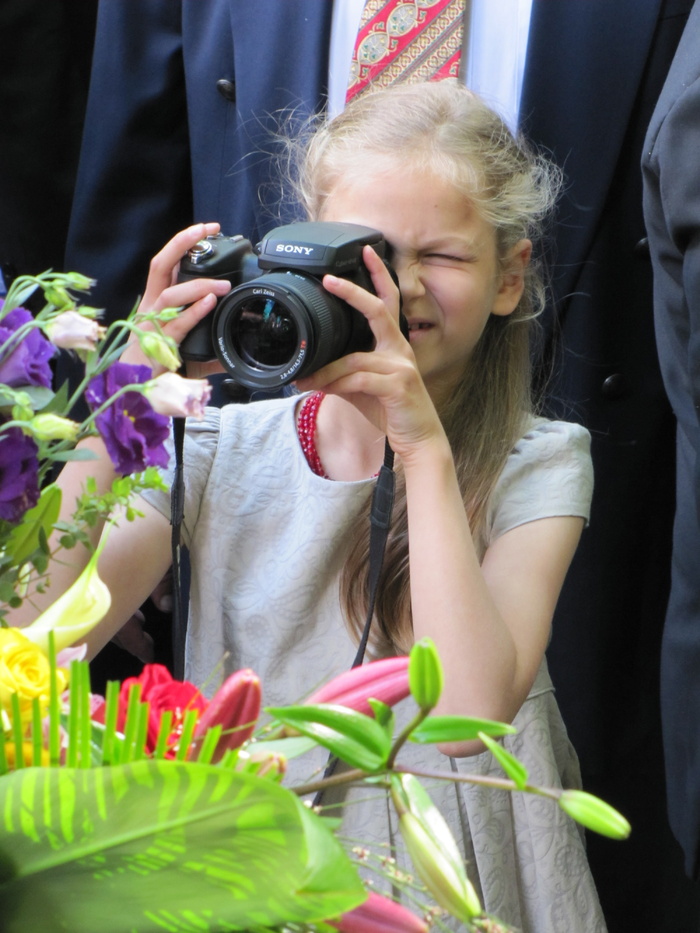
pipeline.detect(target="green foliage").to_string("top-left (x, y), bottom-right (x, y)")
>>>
top-left (0, 762), bottom-right (366, 933)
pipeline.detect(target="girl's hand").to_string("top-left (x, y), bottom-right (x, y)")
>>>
top-left (121, 223), bottom-right (232, 374)
top-left (295, 245), bottom-right (445, 461)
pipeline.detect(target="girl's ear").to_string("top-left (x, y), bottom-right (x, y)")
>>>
top-left (491, 239), bottom-right (532, 317)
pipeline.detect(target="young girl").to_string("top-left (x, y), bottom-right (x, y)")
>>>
top-left (22, 82), bottom-right (604, 930)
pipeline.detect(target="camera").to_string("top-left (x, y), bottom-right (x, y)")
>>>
top-left (178, 221), bottom-right (389, 390)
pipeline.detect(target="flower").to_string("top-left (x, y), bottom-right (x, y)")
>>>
top-left (117, 663), bottom-right (208, 754)
top-left (0, 628), bottom-right (67, 725)
top-left (193, 667), bottom-right (261, 760)
top-left (305, 656), bottom-right (411, 717)
top-left (0, 420), bottom-right (40, 522)
top-left (85, 360), bottom-right (170, 474)
top-left (329, 891), bottom-right (428, 933)
top-left (144, 372), bottom-right (212, 419)
top-left (29, 413), bottom-right (81, 442)
top-left (45, 310), bottom-right (105, 351)
top-left (138, 331), bottom-right (182, 372)
top-left (22, 541), bottom-right (112, 654)
top-left (0, 304), bottom-right (54, 389)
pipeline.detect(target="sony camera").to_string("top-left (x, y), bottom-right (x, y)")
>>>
top-left (178, 221), bottom-right (389, 390)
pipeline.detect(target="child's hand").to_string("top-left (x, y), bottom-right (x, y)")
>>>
top-left (295, 245), bottom-right (445, 460)
top-left (121, 223), bottom-right (232, 374)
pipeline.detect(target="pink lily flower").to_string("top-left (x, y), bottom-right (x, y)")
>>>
top-left (328, 891), bottom-right (428, 933)
top-left (193, 668), bottom-right (261, 761)
top-left (305, 656), bottom-right (410, 717)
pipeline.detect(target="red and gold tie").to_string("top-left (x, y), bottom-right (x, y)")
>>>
top-left (347, 0), bottom-right (466, 102)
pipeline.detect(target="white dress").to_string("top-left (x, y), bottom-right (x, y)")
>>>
top-left (142, 394), bottom-right (605, 932)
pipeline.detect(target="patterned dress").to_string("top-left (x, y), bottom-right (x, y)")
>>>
top-left (142, 394), bottom-right (605, 932)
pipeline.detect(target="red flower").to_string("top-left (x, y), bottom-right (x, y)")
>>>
top-left (118, 663), bottom-right (207, 755)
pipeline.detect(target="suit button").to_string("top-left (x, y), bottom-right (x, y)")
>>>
top-left (601, 373), bottom-right (627, 399)
top-left (635, 236), bottom-right (650, 257)
top-left (216, 79), bottom-right (236, 102)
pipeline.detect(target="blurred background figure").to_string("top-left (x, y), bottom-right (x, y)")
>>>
top-left (643, 0), bottom-right (700, 888)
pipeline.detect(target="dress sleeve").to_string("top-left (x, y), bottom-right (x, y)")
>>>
top-left (485, 419), bottom-right (594, 547)
top-left (139, 407), bottom-right (221, 548)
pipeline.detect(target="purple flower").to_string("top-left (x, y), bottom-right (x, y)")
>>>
top-left (86, 361), bottom-right (170, 475)
top-left (0, 303), bottom-right (54, 389)
top-left (0, 421), bottom-right (40, 523)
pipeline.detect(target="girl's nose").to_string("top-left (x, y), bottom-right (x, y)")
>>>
top-left (395, 260), bottom-right (425, 302)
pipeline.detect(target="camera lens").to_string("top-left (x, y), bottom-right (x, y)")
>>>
top-left (232, 297), bottom-right (298, 368)
top-left (212, 270), bottom-right (372, 389)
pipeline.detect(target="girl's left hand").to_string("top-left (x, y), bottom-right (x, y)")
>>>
top-left (295, 245), bottom-right (445, 460)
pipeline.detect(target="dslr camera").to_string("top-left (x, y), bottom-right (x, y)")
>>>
top-left (179, 221), bottom-right (389, 390)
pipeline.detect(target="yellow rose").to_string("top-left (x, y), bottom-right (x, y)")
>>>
top-left (0, 628), bottom-right (67, 725)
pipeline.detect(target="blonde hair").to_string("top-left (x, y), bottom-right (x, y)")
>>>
top-left (293, 81), bottom-right (561, 654)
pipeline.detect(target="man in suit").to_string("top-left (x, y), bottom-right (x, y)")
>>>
top-left (642, 0), bottom-right (700, 884)
top-left (64, 1), bottom-right (697, 926)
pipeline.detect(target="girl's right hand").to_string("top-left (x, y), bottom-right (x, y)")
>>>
top-left (121, 223), bottom-right (232, 373)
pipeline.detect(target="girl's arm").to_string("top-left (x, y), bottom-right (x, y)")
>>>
top-left (298, 246), bottom-right (584, 756)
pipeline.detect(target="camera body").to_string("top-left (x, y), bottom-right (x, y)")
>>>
top-left (178, 221), bottom-right (388, 390)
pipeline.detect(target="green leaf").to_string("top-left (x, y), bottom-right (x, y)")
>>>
top-left (266, 704), bottom-right (391, 772)
top-left (18, 385), bottom-right (55, 411)
top-left (410, 715), bottom-right (516, 745)
top-left (41, 379), bottom-right (70, 414)
top-left (251, 735), bottom-right (318, 759)
top-left (478, 731), bottom-right (528, 789)
top-left (0, 762), bottom-right (365, 933)
top-left (5, 484), bottom-right (61, 565)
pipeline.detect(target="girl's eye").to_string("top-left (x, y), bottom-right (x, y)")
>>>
top-left (425, 253), bottom-right (469, 264)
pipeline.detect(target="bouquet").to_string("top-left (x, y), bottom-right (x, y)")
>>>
top-left (0, 273), bottom-right (630, 932)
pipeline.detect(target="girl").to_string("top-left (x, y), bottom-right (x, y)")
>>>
top-left (22, 82), bottom-right (603, 930)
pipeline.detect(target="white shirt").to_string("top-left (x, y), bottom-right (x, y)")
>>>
top-left (328, 0), bottom-right (534, 130)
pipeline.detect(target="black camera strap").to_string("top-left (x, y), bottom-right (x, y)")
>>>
top-left (170, 414), bottom-right (187, 680)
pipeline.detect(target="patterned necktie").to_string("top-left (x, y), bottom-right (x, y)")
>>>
top-left (347, 0), bottom-right (466, 102)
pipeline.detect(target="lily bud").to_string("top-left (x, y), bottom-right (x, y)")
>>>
top-left (143, 372), bottom-right (212, 419)
top-left (558, 789), bottom-right (631, 839)
top-left (193, 668), bottom-right (261, 761)
top-left (45, 311), bottom-right (105, 351)
top-left (408, 638), bottom-right (443, 712)
top-left (398, 811), bottom-right (482, 925)
top-left (138, 332), bottom-right (181, 372)
top-left (29, 413), bottom-right (80, 442)
top-left (305, 657), bottom-right (410, 717)
top-left (328, 891), bottom-right (428, 933)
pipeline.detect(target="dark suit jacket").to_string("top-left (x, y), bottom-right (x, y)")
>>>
top-left (65, 0), bottom-right (333, 322)
top-left (643, 0), bottom-right (700, 879)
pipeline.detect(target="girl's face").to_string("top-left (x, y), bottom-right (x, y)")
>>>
top-left (320, 168), bottom-right (530, 398)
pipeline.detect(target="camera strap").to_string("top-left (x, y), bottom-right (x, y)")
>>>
top-left (170, 414), bottom-right (187, 680)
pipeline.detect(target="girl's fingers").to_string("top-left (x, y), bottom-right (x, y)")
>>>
top-left (140, 222), bottom-right (222, 310)
top-left (151, 276), bottom-right (231, 315)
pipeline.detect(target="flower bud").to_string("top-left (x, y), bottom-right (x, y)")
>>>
top-left (408, 637), bottom-right (443, 712)
top-left (305, 656), bottom-right (410, 717)
top-left (29, 413), bottom-right (80, 442)
top-left (558, 789), bottom-right (631, 839)
top-left (398, 811), bottom-right (482, 924)
top-left (193, 668), bottom-right (261, 761)
top-left (328, 891), bottom-right (428, 933)
top-left (143, 372), bottom-right (212, 419)
top-left (46, 311), bottom-right (105, 351)
top-left (138, 332), bottom-right (181, 372)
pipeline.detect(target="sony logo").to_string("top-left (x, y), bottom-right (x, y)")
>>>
top-left (275, 244), bottom-right (314, 255)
